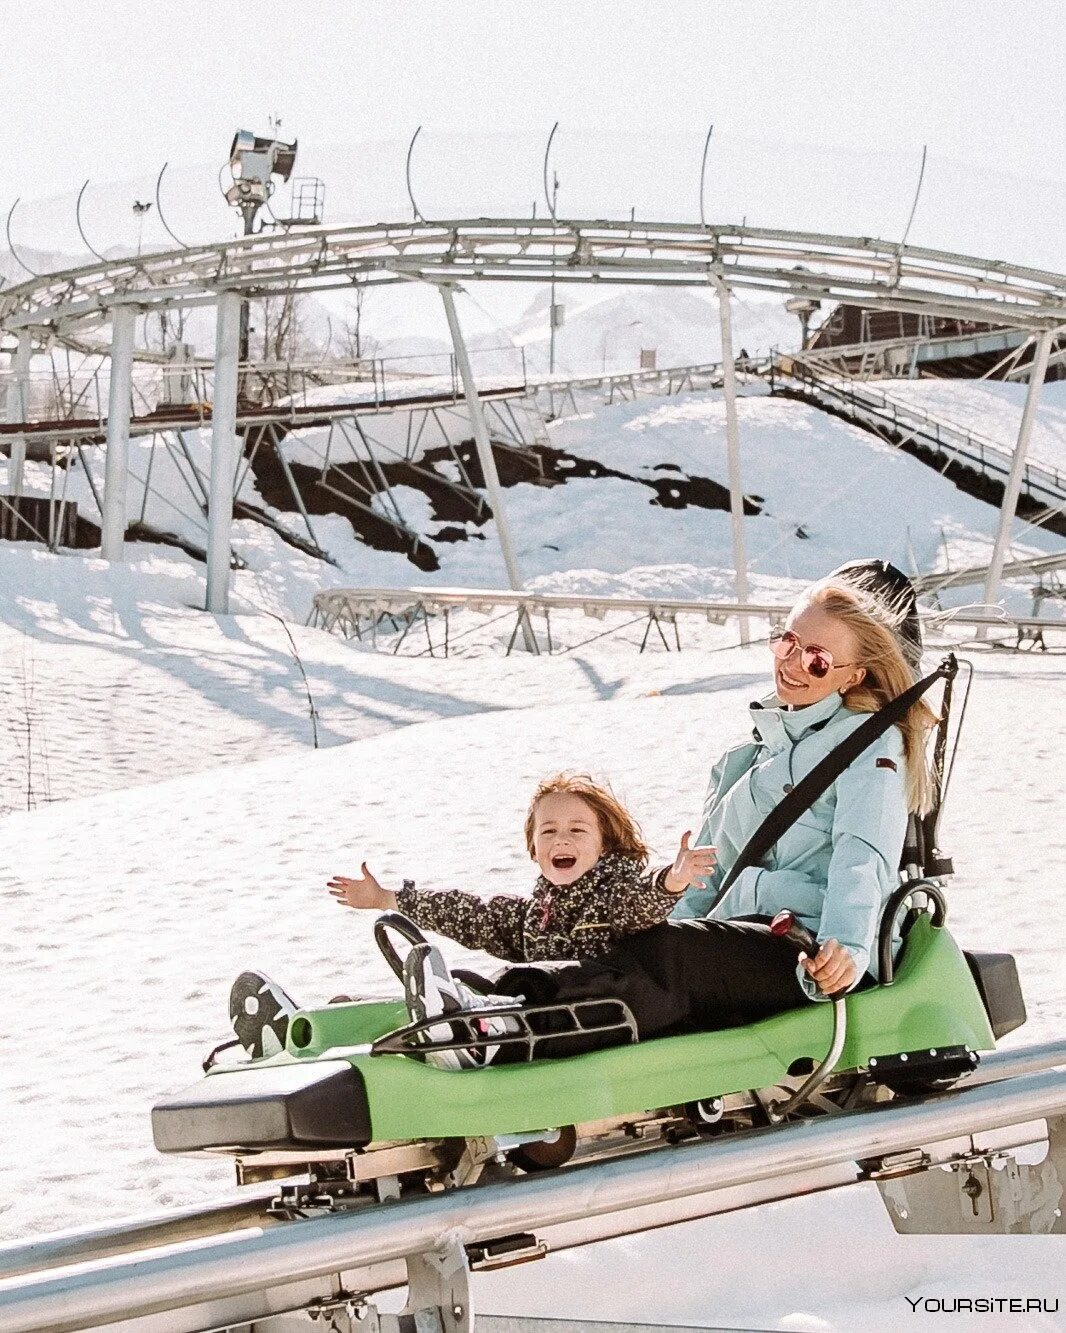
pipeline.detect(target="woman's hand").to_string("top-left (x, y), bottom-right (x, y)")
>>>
top-left (327, 863), bottom-right (398, 912)
top-left (664, 831), bottom-right (718, 895)
top-left (800, 938), bottom-right (857, 996)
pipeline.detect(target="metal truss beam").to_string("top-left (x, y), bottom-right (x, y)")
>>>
top-left (5, 220), bottom-right (1066, 339)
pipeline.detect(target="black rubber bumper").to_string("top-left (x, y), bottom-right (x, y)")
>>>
top-left (152, 1059), bottom-right (372, 1154)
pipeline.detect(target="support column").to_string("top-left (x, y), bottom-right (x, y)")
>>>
top-left (100, 304), bottom-right (137, 560)
top-left (980, 327), bottom-right (1054, 628)
top-left (206, 291), bottom-right (242, 615)
top-left (6, 329), bottom-right (33, 502)
top-left (713, 272), bottom-right (751, 645)
top-left (439, 283), bottom-right (537, 652)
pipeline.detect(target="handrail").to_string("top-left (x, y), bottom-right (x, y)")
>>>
top-left (311, 585), bottom-right (1066, 632)
top-left (778, 354), bottom-right (1066, 500)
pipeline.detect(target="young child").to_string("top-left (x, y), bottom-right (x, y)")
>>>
top-left (326, 771), bottom-right (716, 962)
top-left (230, 773), bottom-right (714, 1063)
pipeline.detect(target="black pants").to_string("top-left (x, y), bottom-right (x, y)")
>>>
top-left (489, 918), bottom-right (806, 1062)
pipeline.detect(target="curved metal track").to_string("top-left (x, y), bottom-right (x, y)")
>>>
top-left (0, 1052), bottom-right (1063, 1333)
top-left (4, 219), bottom-right (1066, 340)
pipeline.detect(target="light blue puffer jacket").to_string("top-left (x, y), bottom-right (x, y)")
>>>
top-left (672, 689), bottom-right (909, 998)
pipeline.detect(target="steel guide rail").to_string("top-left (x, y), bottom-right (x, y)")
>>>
top-left (0, 1057), bottom-right (1063, 1333)
top-left (310, 586), bottom-right (1066, 635)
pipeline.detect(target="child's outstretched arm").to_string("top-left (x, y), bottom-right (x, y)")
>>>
top-left (328, 864), bottom-right (397, 911)
top-left (327, 867), bottom-right (527, 962)
top-left (665, 831), bottom-right (718, 896)
top-left (607, 833), bottom-right (718, 933)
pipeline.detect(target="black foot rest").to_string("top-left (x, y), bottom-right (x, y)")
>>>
top-left (152, 1059), bottom-right (371, 1154)
top-left (868, 1045), bottom-right (979, 1095)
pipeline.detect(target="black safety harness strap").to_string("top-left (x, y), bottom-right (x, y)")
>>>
top-left (712, 654), bottom-right (956, 909)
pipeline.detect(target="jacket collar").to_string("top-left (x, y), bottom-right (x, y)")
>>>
top-left (748, 689), bottom-right (846, 753)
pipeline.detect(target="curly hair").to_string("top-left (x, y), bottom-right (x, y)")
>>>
top-left (524, 772), bottom-right (650, 864)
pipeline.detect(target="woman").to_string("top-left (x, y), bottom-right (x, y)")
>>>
top-left (405, 562), bottom-right (938, 1067)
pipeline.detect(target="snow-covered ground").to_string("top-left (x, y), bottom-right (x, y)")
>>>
top-left (12, 380), bottom-right (1052, 616)
top-left (2, 377), bottom-right (1064, 1328)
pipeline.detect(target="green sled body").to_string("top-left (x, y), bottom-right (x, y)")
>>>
top-left (153, 918), bottom-right (996, 1155)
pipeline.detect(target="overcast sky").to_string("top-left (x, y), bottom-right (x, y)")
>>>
top-left (6, 0), bottom-right (1065, 204)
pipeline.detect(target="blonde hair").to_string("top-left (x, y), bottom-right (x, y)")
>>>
top-left (524, 772), bottom-right (649, 864)
top-left (803, 582), bottom-right (937, 815)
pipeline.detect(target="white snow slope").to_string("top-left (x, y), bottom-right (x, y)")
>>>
top-left (1, 380), bottom-right (1064, 1329)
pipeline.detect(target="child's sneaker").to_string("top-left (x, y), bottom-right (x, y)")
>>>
top-left (402, 943), bottom-right (519, 1070)
top-left (229, 971), bottom-right (300, 1060)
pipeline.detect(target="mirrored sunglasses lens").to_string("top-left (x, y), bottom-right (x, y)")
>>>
top-left (770, 630), bottom-right (797, 660)
top-left (802, 648), bottom-right (833, 679)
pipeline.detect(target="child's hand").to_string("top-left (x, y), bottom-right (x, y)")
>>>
top-left (664, 831), bottom-right (717, 895)
top-left (327, 864), bottom-right (398, 911)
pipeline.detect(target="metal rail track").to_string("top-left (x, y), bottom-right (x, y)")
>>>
top-left (0, 1043), bottom-right (1062, 1332)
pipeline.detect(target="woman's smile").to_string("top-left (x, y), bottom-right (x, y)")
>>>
top-left (777, 664), bottom-right (807, 690)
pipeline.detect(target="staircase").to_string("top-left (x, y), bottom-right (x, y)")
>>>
top-left (770, 354), bottom-right (1066, 529)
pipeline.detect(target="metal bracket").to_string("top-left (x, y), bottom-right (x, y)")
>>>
top-left (876, 1112), bottom-right (1066, 1234)
top-left (313, 1238), bottom-right (472, 1333)
top-left (441, 1136), bottom-right (498, 1190)
top-left (397, 1234), bottom-right (472, 1333)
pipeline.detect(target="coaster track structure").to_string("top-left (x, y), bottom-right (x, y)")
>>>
top-left (5, 220), bottom-right (1066, 332)
top-left (0, 1041), bottom-right (1062, 1333)
top-left (4, 219), bottom-right (1066, 617)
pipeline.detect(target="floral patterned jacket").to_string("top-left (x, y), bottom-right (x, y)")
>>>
top-left (396, 851), bottom-right (677, 962)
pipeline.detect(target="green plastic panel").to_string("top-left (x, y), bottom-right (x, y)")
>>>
top-left (210, 919), bottom-right (996, 1145)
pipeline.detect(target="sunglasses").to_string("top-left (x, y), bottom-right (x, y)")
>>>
top-left (769, 628), bottom-right (856, 680)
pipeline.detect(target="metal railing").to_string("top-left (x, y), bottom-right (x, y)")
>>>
top-left (771, 353), bottom-right (1066, 505)
top-left (799, 326), bottom-right (1031, 379)
top-left (0, 345), bottom-right (529, 432)
top-left (310, 586), bottom-right (1066, 657)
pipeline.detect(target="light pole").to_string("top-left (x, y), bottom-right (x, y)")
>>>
top-left (223, 130), bottom-right (298, 376)
top-left (543, 123), bottom-right (562, 375)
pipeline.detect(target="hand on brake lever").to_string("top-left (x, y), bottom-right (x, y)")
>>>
top-left (800, 938), bottom-right (857, 996)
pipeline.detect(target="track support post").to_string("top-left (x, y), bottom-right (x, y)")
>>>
top-left (206, 290), bottom-right (242, 614)
top-left (711, 271), bottom-right (751, 645)
top-left (101, 304), bottom-right (138, 560)
top-left (5, 328), bottom-right (33, 506)
top-left (877, 1107), bottom-right (1066, 1234)
top-left (439, 282), bottom-right (537, 653)
top-left (980, 327), bottom-right (1054, 629)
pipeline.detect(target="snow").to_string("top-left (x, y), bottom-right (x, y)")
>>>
top-left (1, 376), bottom-right (1065, 1328)
top-left (16, 376), bottom-right (1043, 618)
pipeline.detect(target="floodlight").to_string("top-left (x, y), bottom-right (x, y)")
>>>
top-left (225, 129), bottom-right (299, 227)
top-left (222, 128), bottom-right (301, 374)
